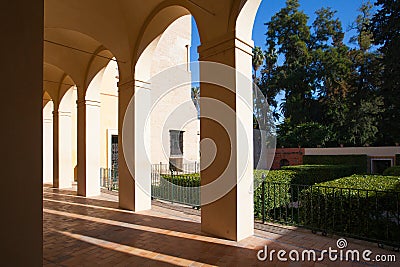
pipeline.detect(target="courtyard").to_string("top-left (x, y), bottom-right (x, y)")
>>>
top-left (43, 185), bottom-right (398, 266)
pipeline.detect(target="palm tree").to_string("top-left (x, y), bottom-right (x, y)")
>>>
top-left (252, 46), bottom-right (265, 80)
top-left (264, 47), bottom-right (278, 79)
top-left (191, 86), bottom-right (200, 118)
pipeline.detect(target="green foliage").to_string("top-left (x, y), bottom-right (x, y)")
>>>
top-left (254, 169), bottom-right (297, 184)
top-left (299, 175), bottom-right (400, 244)
top-left (259, 0), bottom-right (388, 147)
top-left (160, 174), bottom-right (200, 187)
top-left (191, 87), bottom-right (200, 117)
top-left (153, 174), bottom-right (200, 206)
top-left (254, 170), bottom-right (296, 219)
top-left (253, 165), bottom-right (355, 220)
top-left (326, 1), bottom-right (384, 147)
top-left (313, 174), bottom-right (400, 191)
top-left (277, 121), bottom-right (332, 148)
top-left (282, 164), bottom-right (358, 185)
top-left (370, 0), bottom-right (400, 144)
top-left (303, 155), bottom-right (368, 174)
top-left (252, 46), bottom-right (265, 74)
top-left (383, 166), bottom-right (400, 176)
top-left (265, 0), bottom-right (315, 125)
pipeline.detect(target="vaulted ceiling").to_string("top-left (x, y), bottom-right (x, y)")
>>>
top-left (43, 0), bottom-right (260, 101)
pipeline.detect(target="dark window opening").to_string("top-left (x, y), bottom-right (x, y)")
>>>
top-left (111, 135), bottom-right (118, 170)
top-left (170, 130), bottom-right (184, 157)
top-left (371, 159), bottom-right (392, 174)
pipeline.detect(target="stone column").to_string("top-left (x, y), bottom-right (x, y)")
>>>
top-left (198, 34), bottom-right (254, 241)
top-left (1, 0), bottom-right (43, 264)
top-left (118, 80), bottom-right (151, 211)
top-left (77, 98), bottom-right (101, 196)
top-left (53, 109), bottom-right (59, 187)
top-left (53, 109), bottom-right (73, 189)
top-left (43, 103), bottom-right (53, 184)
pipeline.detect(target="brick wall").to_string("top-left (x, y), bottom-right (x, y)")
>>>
top-left (272, 148), bottom-right (305, 170)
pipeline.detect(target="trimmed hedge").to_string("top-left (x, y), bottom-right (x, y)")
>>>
top-left (162, 165), bottom-right (354, 188)
top-left (383, 166), bottom-right (400, 176)
top-left (160, 174), bottom-right (200, 187)
top-left (303, 155), bottom-right (368, 174)
top-left (310, 174), bottom-right (400, 192)
top-left (300, 175), bottom-right (400, 245)
top-left (254, 166), bottom-right (354, 220)
top-left (253, 169), bottom-right (296, 184)
top-left (154, 174), bottom-right (200, 205)
top-left (281, 164), bottom-right (358, 185)
top-left (254, 170), bottom-right (296, 219)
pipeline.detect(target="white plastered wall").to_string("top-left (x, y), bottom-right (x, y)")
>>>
top-left (73, 16), bottom-right (198, 170)
top-left (149, 15), bottom-right (200, 165)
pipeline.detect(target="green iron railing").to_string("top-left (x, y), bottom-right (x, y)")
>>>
top-left (102, 165), bottom-right (400, 247)
top-left (100, 167), bottom-right (119, 191)
top-left (151, 163), bottom-right (200, 208)
top-left (256, 179), bottom-right (400, 248)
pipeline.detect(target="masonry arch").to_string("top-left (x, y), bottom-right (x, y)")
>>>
top-left (55, 85), bottom-right (75, 188)
top-left (76, 56), bottom-right (120, 196)
top-left (229, 0), bottom-right (262, 40)
top-left (134, 4), bottom-right (198, 66)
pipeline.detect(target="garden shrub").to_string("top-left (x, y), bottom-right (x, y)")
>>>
top-left (281, 165), bottom-right (357, 185)
top-left (154, 174), bottom-right (200, 206)
top-left (254, 170), bottom-right (297, 219)
top-left (300, 175), bottom-right (400, 245)
top-left (383, 166), bottom-right (400, 176)
top-left (160, 173), bottom-right (200, 187)
top-left (254, 166), bottom-right (357, 223)
top-left (303, 155), bottom-right (368, 174)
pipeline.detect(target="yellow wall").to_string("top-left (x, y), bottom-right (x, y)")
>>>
top-left (99, 61), bottom-right (119, 168)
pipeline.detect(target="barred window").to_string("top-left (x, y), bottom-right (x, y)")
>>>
top-left (170, 130), bottom-right (184, 156)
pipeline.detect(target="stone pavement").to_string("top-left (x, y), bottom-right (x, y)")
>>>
top-left (43, 185), bottom-right (399, 266)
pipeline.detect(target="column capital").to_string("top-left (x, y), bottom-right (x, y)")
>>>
top-left (118, 79), bottom-right (151, 93)
top-left (59, 111), bottom-right (72, 117)
top-left (76, 99), bottom-right (101, 108)
top-left (43, 117), bottom-right (52, 123)
top-left (198, 32), bottom-right (254, 60)
top-left (52, 111), bottom-right (72, 118)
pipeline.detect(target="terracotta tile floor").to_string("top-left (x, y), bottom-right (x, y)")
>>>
top-left (43, 185), bottom-right (399, 266)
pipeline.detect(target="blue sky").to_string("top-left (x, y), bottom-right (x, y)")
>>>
top-left (189, 0), bottom-right (377, 120)
top-left (191, 0), bottom-right (375, 63)
top-left (190, 0), bottom-right (376, 90)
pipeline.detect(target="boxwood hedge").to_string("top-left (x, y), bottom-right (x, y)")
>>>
top-left (303, 155), bottom-right (368, 174)
top-left (300, 175), bottom-right (400, 245)
top-left (254, 170), bottom-right (296, 219)
top-left (281, 164), bottom-right (358, 185)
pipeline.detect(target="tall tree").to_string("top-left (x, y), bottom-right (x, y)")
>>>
top-left (191, 86), bottom-right (200, 118)
top-left (344, 1), bottom-right (384, 146)
top-left (370, 0), bottom-right (400, 144)
top-left (265, 0), bottom-right (315, 125)
top-left (311, 7), bottom-right (352, 146)
top-left (258, 47), bottom-right (280, 120)
top-left (252, 46), bottom-right (265, 80)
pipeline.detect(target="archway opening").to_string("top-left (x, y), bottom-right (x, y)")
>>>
top-left (82, 56), bottom-right (119, 195)
top-left (43, 92), bottom-right (54, 185)
top-left (135, 10), bottom-right (202, 210)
